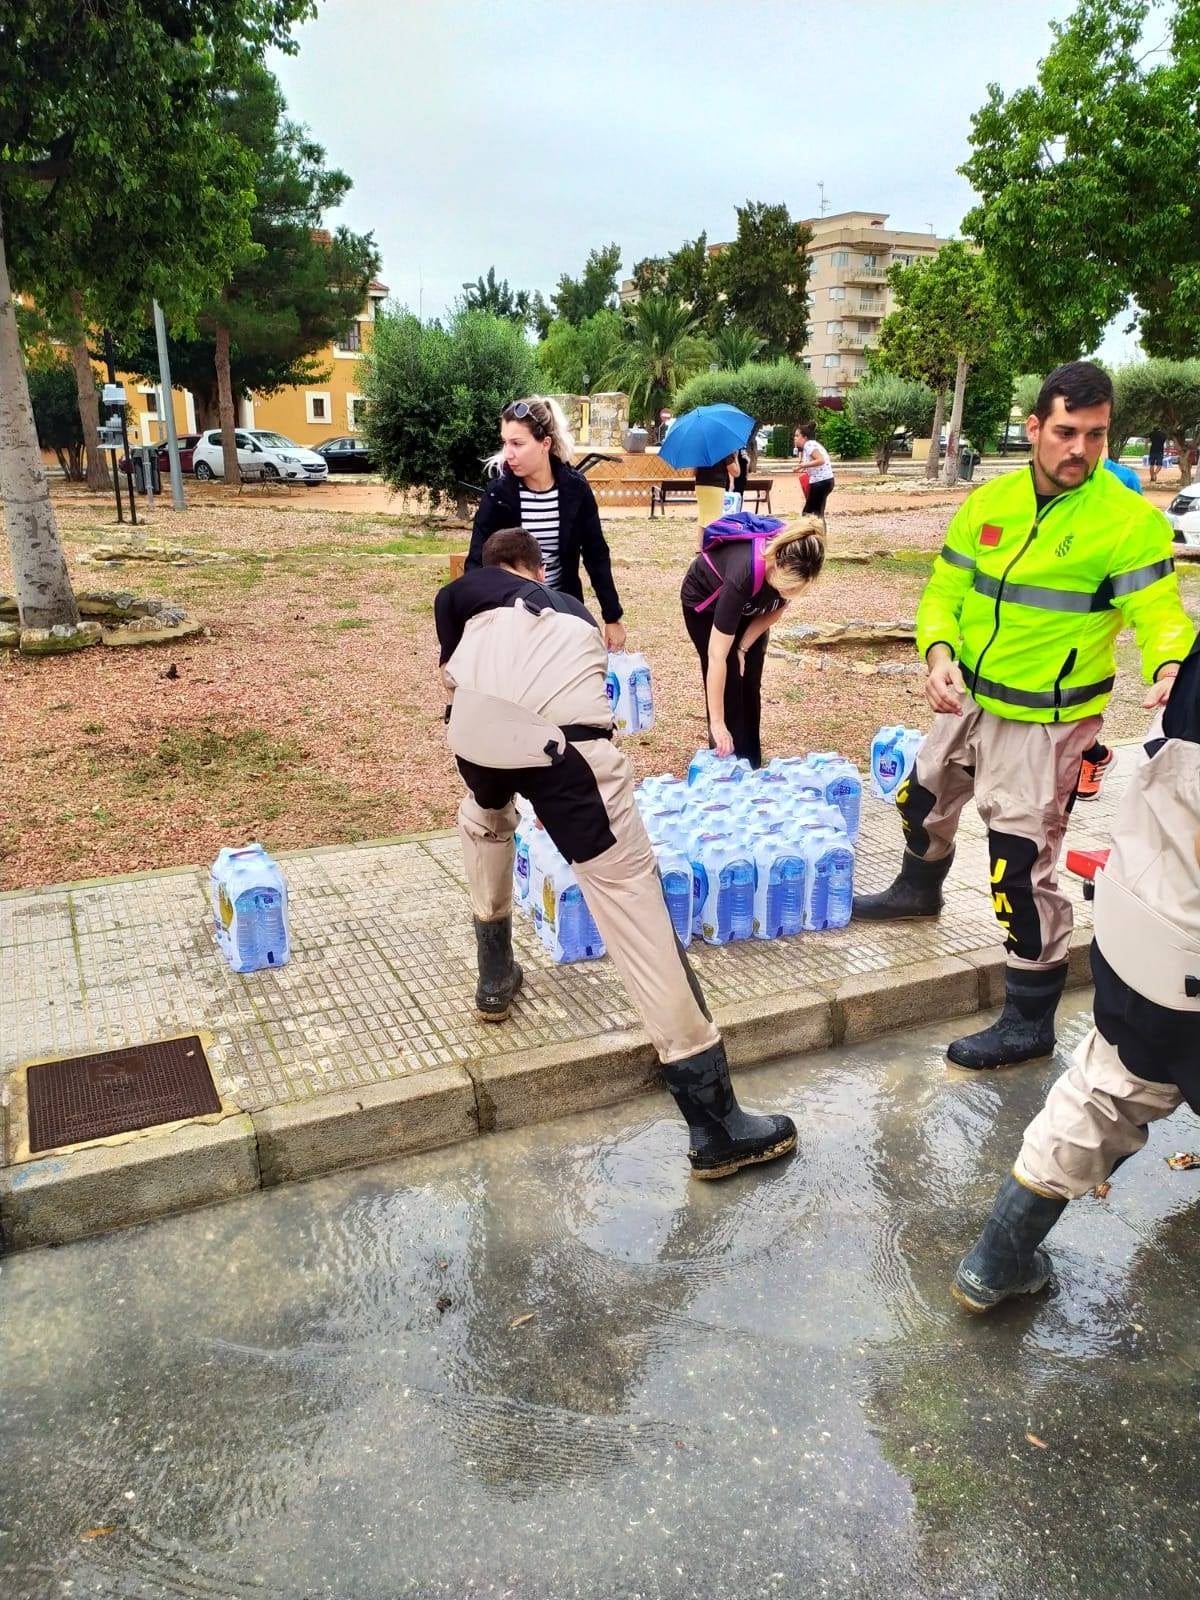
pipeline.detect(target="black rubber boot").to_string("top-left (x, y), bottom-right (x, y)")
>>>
top-left (951, 1174), bottom-right (1067, 1312)
top-left (946, 963), bottom-right (1067, 1070)
top-left (473, 915), bottom-right (523, 1023)
top-left (852, 848), bottom-right (954, 921)
top-left (662, 1041), bottom-right (797, 1180)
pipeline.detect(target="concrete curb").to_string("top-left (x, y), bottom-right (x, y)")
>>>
top-left (0, 931), bottom-right (1094, 1252)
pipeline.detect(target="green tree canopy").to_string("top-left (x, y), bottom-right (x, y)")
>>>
top-left (710, 202), bottom-right (813, 357)
top-left (1112, 358), bottom-right (1200, 484)
top-left (847, 374), bottom-right (935, 473)
top-left (713, 324), bottom-right (766, 370)
top-left (460, 267), bottom-right (533, 326)
top-left (0, 0), bottom-right (312, 633)
top-left (27, 357), bottom-right (87, 481)
top-left (535, 310), bottom-right (624, 395)
top-left (361, 309), bottom-right (538, 515)
top-left (673, 360), bottom-right (818, 431)
top-left (117, 62), bottom-right (379, 431)
top-left (603, 296), bottom-right (712, 425)
top-left (630, 235), bottom-right (719, 330)
top-left (549, 243), bottom-right (622, 326)
top-left (962, 0), bottom-right (1200, 365)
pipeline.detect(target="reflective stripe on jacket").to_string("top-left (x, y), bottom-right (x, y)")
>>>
top-left (916, 464), bottom-right (1195, 723)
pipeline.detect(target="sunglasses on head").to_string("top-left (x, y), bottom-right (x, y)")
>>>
top-left (505, 400), bottom-right (534, 420)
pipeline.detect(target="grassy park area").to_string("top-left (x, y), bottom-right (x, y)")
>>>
top-left (2, 474), bottom-right (1196, 892)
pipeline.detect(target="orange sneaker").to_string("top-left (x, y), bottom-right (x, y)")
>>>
top-left (1075, 746), bottom-right (1114, 801)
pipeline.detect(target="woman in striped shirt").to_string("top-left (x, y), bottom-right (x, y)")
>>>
top-left (467, 396), bottom-right (627, 650)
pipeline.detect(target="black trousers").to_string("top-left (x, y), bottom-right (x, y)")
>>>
top-left (682, 603), bottom-right (768, 769)
top-left (803, 477), bottom-right (834, 518)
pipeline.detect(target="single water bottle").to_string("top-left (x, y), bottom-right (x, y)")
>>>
top-left (825, 765), bottom-right (863, 840)
top-left (605, 666), bottom-right (620, 718)
top-left (557, 884), bottom-right (590, 961)
top-left (722, 857), bottom-right (756, 943)
top-left (688, 747), bottom-right (719, 786)
top-left (825, 842), bottom-right (855, 929)
top-left (655, 842), bottom-right (693, 947)
top-left (628, 653), bottom-right (654, 732)
top-left (513, 825), bottom-right (532, 909)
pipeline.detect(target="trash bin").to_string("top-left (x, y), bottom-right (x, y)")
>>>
top-left (624, 427), bottom-right (648, 453)
top-left (124, 446), bottom-right (162, 494)
top-left (957, 446), bottom-right (980, 482)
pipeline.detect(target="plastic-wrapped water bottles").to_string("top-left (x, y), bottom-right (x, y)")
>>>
top-left (540, 851), bottom-right (605, 963)
top-left (606, 651), bottom-right (655, 734)
top-left (210, 843), bottom-right (290, 973)
top-left (870, 726), bottom-right (924, 800)
top-left (692, 834), bottom-right (755, 945)
top-left (628, 652), bottom-right (655, 731)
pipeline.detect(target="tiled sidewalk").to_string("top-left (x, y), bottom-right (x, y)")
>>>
top-left (0, 753), bottom-right (1128, 1247)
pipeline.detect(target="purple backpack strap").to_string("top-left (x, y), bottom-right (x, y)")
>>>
top-left (693, 548), bottom-right (723, 612)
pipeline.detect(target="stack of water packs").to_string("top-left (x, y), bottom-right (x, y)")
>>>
top-left (511, 748), bottom-right (861, 962)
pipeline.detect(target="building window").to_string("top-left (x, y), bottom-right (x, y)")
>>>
top-left (862, 254), bottom-right (877, 270)
top-left (831, 251), bottom-right (849, 267)
top-left (346, 394), bottom-right (367, 432)
top-left (335, 322), bottom-right (362, 353)
top-left (894, 253), bottom-right (912, 267)
top-left (305, 391), bottom-right (331, 424)
top-left (829, 286), bottom-right (845, 301)
top-left (823, 354), bottom-right (841, 368)
top-left (826, 321), bottom-right (843, 335)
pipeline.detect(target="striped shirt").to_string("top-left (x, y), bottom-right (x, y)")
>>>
top-left (519, 485), bottom-right (562, 586)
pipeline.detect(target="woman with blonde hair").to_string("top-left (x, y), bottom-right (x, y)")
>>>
top-left (680, 516), bottom-right (825, 767)
top-left (466, 395), bottom-right (627, 650)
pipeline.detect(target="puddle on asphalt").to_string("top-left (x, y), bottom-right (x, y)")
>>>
top-left (3, 995), bottom-right (1199, 1599)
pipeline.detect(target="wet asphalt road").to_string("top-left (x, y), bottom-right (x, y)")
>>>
top-left (3, 996), bottom-right (1199, 1600)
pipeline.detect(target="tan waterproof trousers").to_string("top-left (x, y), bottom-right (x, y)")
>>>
top-left (897, 696), bottom-right (1100, 969)
top-left (1014, 1027), bottom-right (1184, 1201)
top-left (458, 737), bottom-right (721, 1065)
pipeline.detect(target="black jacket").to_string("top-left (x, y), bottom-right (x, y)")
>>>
top-left (466, 459), bottom-right (623, 623)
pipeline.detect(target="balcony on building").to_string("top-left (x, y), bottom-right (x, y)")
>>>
top-left (835, 331), bottom-right (876, 351)
top-left (836, 263), bottom-right (889, 286)
top-left (855, 297), bottom-right (886, 318)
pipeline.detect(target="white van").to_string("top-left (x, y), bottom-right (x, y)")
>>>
top-left (191, 429), bottom-right (329, 485)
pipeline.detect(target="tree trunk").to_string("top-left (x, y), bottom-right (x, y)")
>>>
top-left (942, 355), bottom-right (968, 487)
top-left (1174, 435), bottom-right (1193, 488)
top-left (0, 193), bottom-right (80, 629)
top-left (194, 386), bottom-right (219, 430)
top-left (68, 291), bottom-right (109, 491)
top-left (925, 387), bottom-right (946, 482)
top-left (214, 320), bottom-right (241, 487)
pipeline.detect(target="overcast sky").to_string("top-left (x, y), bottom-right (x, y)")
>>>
top-left (269, 0), bottom-right (1139, 363)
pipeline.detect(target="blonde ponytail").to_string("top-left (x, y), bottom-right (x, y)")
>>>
top-left (763, 516), bottom-right (826, 593)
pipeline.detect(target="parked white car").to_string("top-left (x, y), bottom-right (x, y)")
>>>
top-left (1164, 484), bottom-right (1200, 548)
top-left (191, 428), bottom-right (329, 485)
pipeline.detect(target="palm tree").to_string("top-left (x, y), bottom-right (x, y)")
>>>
top-left (604, 295), bottom-right (713, 424)
top-left (713, 323), bottom-right (765, 370)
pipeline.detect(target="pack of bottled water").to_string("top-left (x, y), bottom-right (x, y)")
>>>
top-left (605, 651), bottom-right (655, 735)
top-left (512, 802), bottom-right (605, 964)
top-left (870, 725), bottom-right (925, 799)
top-left (635, 748), bottom-right (861, 945)
top-left (210, 842), bottom-right (290, 973)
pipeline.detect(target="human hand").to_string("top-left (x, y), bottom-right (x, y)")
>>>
top-left (711, 723), bottom-right (734, 757)
top-left (925, 646), bottom-right (966, 715)
top-left (1144, 664), bottom-right (1179, 709)
top-left (605, 620), bottom-right (627, 652)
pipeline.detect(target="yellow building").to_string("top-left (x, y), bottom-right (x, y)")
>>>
top-left (114, 278), bottom-right (389, 450)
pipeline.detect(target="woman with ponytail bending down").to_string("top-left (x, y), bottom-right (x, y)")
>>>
top-left (680, 516), bottom-right (825, 767)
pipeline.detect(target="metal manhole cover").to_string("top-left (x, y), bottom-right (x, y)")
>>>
top-left (26, 1035), bottom-right (219, 1152)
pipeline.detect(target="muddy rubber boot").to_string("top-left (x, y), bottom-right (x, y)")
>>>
top-left (852, 848), bottom-right (954, 922)
top-left (946, 964), bottom-right (1067, 1070)
top-left (662, 1041), bottom-right (797, 1180)
top-left (951, 1174), bottom-right (1067, 1313)
top-left (473, 915), bottom-right (523, 1023)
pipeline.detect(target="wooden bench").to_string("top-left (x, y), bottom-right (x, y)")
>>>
top-left (650, 476), bottom-right (774, 518)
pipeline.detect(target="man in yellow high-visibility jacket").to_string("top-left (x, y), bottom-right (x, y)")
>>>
top-left (855, 362), bottom-right (1195, 1070)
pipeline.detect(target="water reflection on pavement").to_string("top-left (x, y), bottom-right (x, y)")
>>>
top-left (4, 996), bottom-right (1199, 1600)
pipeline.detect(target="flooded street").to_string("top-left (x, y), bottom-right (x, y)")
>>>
top-left (4, 996), bottom-right (1199, 1599)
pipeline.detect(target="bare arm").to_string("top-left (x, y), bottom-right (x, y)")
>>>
top-left (735, 605), bottom-right (784, 661)
top-left (705, 627), bottom-right (737, 755)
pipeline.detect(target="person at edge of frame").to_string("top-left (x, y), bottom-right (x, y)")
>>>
top-left (853, 360), bottom-right (1195, 1071)
top-left (952, 632), bottom-right (1200, 1312)
top-left (433, 525), bottom-right (797, 1181)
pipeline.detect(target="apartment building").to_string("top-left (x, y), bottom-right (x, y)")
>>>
top-left (802, 211), bottom-right (950, 398)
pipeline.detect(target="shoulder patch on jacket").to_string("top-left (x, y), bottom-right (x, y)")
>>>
top-left (980, 523), bottom-right (1002, 546)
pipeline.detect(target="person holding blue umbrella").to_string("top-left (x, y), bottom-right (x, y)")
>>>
top-left (660, 402), bottom-right (756, 532)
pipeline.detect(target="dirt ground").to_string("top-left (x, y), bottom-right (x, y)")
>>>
top-left (2, 473), bottom-right (1196, 891)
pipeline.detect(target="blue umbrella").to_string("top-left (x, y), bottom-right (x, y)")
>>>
top-left (658, 403), bottom-right (754, 469)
